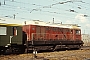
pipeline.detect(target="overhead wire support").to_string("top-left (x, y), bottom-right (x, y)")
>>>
top-left (4, 0), bottom-right (5, 5)
top-left (12, 0), bottom-right (14, 2)
top-left (0, 2), bottom-right (1, 6)
top-left (13, 14), bottom-right (16, 19)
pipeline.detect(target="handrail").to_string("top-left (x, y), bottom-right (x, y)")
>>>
top-left (31, 33), bottom-right (80, 40)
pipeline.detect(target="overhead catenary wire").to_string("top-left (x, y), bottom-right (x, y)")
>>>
top-left (0, 4), bottom-right (77, 19)
top-left (0, 0), bottom-right (89, 20)
top-left (0, 0), bottom-right (89, 12)
top-left (2, 0), bottom-right (89, 11)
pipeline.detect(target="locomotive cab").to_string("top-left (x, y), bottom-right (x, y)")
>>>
top-left (70, 28), bottom-right (81, 40)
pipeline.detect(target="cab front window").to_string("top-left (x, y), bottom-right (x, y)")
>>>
top-left (76, 30), bottom-right (80, 35)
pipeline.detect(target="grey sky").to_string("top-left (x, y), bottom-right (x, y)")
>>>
top-left (0, 0), bottom-right (90, 34)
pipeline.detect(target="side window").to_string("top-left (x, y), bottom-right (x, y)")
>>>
top-left (46, 27), bottom-right (49, 30)
top-left (71, 30), bottom-right (73, 34)
top-left (13, 27), bottom-right (17, 36)
top-left (49, 27), bottom-right (50, 30)
top-left (67, 29), bottom-right (70, 33)
top-left (0, 27), bottom-right (7, 35)
top-left (32, 27), bottom-right (35, 30)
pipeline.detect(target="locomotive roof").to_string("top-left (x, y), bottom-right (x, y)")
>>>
top-left (23, 20), bottom-right (81, 29)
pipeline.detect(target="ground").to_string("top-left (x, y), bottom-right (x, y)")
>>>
top-left (0, 49), bottom-right (90, 60)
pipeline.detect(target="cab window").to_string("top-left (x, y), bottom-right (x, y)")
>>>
top-left (76, 30), bottom-right (80, 35)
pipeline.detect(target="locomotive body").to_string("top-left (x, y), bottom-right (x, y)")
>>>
top-left (22, 20), bottom-right (83, 52)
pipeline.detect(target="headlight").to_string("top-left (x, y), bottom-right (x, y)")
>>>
top-left (7, 44), bottom-right (11, 46)
top-left (5, 45), bottom-right (8, 47)
top-left (5, 44), bottom-right (11, 47)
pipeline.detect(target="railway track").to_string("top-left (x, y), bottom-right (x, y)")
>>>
top-left (0, 46), bottom-right (90, 60)
top-left (81, 46), bottom-right (90, 50)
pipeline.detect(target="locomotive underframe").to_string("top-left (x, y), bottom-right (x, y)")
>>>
top-left (26, 40), bottom-right (83, 52)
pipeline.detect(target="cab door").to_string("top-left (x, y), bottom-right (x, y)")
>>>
top-left (36, 26), bottom-right (40, 40)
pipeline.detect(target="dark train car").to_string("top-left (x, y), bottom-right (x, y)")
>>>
top-left (0, 23), bottom-right (25, 54)
top-left (23, 20), bottom-right (83, 52)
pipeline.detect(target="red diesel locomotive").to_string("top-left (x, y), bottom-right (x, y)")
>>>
top-left (22, 20), bottom-right (83, 52)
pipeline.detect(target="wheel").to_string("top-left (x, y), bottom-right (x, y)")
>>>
top-left (4, 48), bottom-right (12, 55)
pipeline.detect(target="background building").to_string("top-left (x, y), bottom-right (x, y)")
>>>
top-left (82, 34), bottom-right (90, 46)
